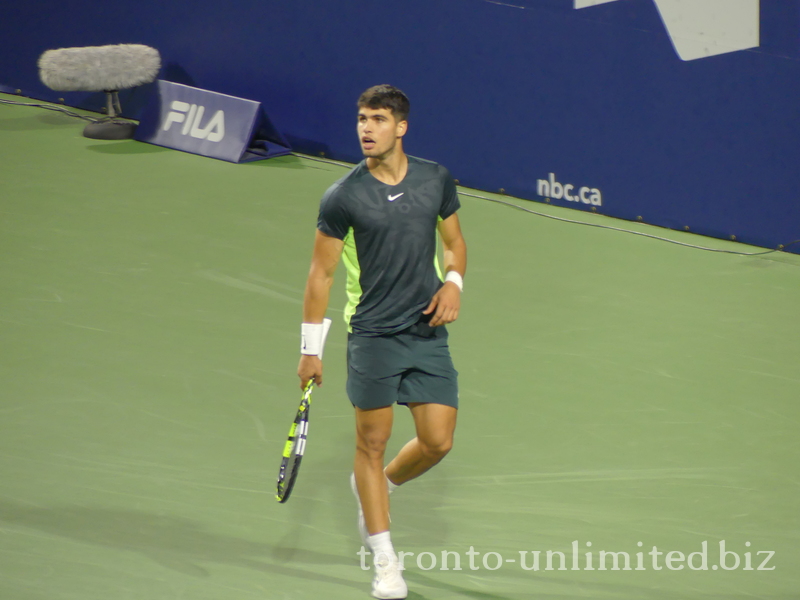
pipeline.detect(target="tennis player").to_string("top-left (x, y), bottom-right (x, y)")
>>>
top-left (297, 84), bottom-right (466, 599)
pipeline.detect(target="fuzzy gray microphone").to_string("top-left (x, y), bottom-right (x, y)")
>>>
top-left (39, 44), bottom-right (160, 91)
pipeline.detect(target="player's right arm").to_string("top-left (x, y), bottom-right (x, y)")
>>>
top-left (298, 230), bottom-right (344, 389)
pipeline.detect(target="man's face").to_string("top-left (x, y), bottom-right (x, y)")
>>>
top-left (357, 107), bottom-right (407, 159)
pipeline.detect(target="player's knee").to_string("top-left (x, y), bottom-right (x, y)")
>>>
top-left (420, 436), bottom-right (453, 461)
top-left (356, 431), bottom-right (389, 458)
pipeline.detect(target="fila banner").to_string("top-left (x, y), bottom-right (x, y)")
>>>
top-left (134, 80), bottom-right (291, 162)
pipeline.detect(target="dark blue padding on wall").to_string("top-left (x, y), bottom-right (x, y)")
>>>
top-left (1, 0), bottom-right (798, 251)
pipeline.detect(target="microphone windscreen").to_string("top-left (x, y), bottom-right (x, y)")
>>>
top-left (39, 44), bottom-right (161, 92)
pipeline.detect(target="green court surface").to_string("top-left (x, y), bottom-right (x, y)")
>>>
top-left (1, 95), bottom-right (799, 600)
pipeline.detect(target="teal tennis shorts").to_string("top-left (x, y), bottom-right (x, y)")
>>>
top-left (346, 323), bottom-right (459, 410)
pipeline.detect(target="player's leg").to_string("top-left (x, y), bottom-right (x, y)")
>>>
top-left (354, 404), bottom-right (393, 535)
top-left (385, 327), bottom-right (459, 487)
top-left (385, 402), bottom-right (457, 485)
top-left (354, 405), bottom-right (408, 599)
top-left (347, 335), bottom-right (408, 598)
top-left (347, 332), bottom-right (405, 536)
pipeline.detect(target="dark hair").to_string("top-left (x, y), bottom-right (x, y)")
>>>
top-left (357, 85), bottom-right (410, 122)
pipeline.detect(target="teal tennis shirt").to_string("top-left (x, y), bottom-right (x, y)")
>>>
top-left (317, 156), bottom-right (461, 336)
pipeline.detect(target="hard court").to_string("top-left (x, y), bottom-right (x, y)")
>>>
top-left (1, 95), bottom-right (799, 599)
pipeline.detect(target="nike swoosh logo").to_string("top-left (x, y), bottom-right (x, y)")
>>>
top-left (388, 193), bottom-right (404, 202)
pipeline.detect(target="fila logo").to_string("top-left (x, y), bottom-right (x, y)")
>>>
top-left (162, 101), bottom-right (226, 142)
top-left (575, 0), bottom-right (760, 61)
top-left (388, 193), bottom-right (404, 202)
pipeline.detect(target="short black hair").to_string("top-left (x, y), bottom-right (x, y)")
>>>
top-left (357, 85), bottom-right (410, 122)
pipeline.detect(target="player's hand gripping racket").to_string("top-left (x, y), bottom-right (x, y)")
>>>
top-left (276, 318), bottom-right (331, 503)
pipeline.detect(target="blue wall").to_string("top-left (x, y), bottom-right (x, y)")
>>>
top-left (2, 0), bottom-right (798, 251)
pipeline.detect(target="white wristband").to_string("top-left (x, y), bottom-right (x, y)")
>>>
top-left (301, 318), bottom-right (332, 358)
top-left (445, 270), bottom-right (464, 292)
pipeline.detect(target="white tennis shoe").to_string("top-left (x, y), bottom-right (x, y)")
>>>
top-left (372, 553), bottom-right (407, 600)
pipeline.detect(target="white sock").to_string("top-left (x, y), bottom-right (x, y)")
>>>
top-left (384, 469), bottom-right (399, 494)
top-left (369, 531), bottom-right (396, 563)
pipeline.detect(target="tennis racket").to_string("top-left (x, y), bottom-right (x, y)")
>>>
top-left (276, 318), bottom-right (331, 503)
top-left (275, 380), bottom-right (314, 503)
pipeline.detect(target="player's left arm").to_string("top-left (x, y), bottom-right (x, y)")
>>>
top-left (425, 213), bottom-right (467, 327)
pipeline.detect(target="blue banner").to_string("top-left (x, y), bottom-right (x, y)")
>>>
top-left (134, 81), bottom-right (290, 163)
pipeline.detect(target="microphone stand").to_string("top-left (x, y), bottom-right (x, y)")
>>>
top-left (82, 90), bottom-right (137, 140)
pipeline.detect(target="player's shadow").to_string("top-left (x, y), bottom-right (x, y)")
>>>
top-left (0, 498), bottom-right (361, 592)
